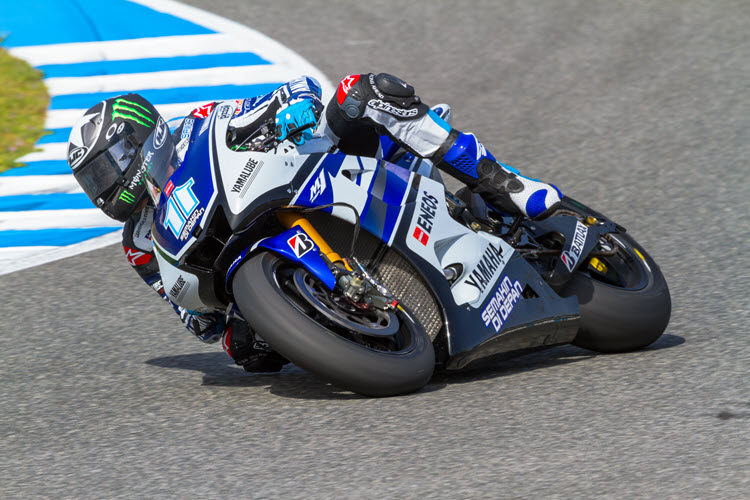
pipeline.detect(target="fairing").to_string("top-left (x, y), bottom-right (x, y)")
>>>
top-left (149, 99), bottom-right (584, 366)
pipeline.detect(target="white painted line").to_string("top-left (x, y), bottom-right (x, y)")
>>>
top-left (130, 0), bottom-right (334, 100)
top-left (8, 34), bottom-right (238, 66)
top-left (0, 232), bottom-right (122, 276)
top-left (0, 209), bottom-right (121, 230)
top-left (44, 64), bottom-right (304, 96)
top-left (47, 101), bottom-right (216, 129)
top-left (15, 143), bottom-right (68, 163)
top-left (0, 176), bottom-right (82, 196)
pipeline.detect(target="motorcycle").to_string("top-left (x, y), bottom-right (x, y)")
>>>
top-left (143, 100), bottom-right (671, 397)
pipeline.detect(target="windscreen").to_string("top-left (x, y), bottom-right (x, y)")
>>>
top-left (142, 120), bottom-right (178, 206)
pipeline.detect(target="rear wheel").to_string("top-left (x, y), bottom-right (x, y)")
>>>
top-left (560, 230), bottom-right (671, 353)
top-left (232, 253), bottom-right (435, 396)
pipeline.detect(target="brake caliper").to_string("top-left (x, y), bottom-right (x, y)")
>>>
top-left (336, 257), bottom-right (399, 311)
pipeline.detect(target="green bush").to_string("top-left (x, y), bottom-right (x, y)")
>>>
top-left (0, 45), bottom-right (50, 173)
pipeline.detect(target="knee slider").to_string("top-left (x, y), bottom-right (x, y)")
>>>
top-left (374, 73), bottom-right (415, 99)
top-left (333, 72), bottom-right (424, 122)
top-left (370, 73), bottom-right (421, 110)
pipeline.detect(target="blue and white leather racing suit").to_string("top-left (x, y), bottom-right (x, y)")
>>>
top-left (122, 73), bottom-right (562, 370)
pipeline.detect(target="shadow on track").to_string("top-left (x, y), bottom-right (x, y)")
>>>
top-left (145, 334), bottom-right (684, 399)
top-left (433, 333), bottom-right (685, 385)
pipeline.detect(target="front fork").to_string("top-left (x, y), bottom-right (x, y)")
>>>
top-left (276, 213), bottom-right (397, 311)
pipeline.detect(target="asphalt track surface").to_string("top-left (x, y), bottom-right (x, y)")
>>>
top-left (2, 1), bottom-right (749, 498)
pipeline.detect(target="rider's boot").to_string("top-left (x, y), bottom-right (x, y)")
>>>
top-left (221, 318), bottom-right (288, 373)
top-left (433, 131), bottom-right (562, 220)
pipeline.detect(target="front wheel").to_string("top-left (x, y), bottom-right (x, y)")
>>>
top-left (232, 253), bottom-right (435, 397)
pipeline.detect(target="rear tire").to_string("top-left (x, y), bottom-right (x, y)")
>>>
top-left (232, 253), bottom-right (435, 397)
top-left (560, 231), bottom-right (671, 353)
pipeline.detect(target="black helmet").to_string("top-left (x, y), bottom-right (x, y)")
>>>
top-left (67, 93), bottom-right (170, 222)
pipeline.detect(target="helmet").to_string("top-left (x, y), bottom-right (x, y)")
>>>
top-left (67, 93), bottom-right (170, 222)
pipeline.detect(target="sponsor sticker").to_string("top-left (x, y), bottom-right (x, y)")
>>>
top-left (481, 275), bottom-right (524, 333)
top-left (119, 191), bottom-right (136, 204)
top-left (368, 74), bottom-right (385, 99)
top-left (413, 227), bottom-right (429, 246)
top-left (153, 117), bottom-right (169, 150)
top-left (309, 169), bottom-right (327, 202)
top-left (123, 245), bottom-right (152, 266)
top-left (219, 105), bottom-right (232, 119)
top-left (68, 146), bottom-right (88, 169)
top-left (164, 178), bottom-right (201, 240)
top-left (192, 103), bottom-right (214, 119)
top-left (129, 151), bottom-right (154, 190)
top-left (411, 190), bottom-right (438, 245)
top-left (231, 157), bottom-right (261, 196)
top-left (463, 243), bottom-right (506, 294)
top-left (133, 206), bottom-right (153, 248)
top-left (560, 221), bottom-right (589, 272)
top-left (179, 208), bottom-right (205, 241)
top-left (169, 275), bottom-right (187, 299)
top-left (112, 98), bottom-right (155, 128)
top-left (337, 74), bottom-right (360, 105)
top-left (151, 279), bottom-right (165, 296)
top-left (287, 232), bottom-right (315, 258)
top-left (180, 118), bottom-right (194, 140)
top-left (105, 121), bottom-right (126, 140)
top-left (368, 99), bottom-right (418, 118)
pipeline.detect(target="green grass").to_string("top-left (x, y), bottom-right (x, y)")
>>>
top-left (0, 44), bottom-right (50, 173)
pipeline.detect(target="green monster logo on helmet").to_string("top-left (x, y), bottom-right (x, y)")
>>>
top-left (119, 191), bottom-right (136, 204)
top-left (111, 98), bottom-right (155, 128)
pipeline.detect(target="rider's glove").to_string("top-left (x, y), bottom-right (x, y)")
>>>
top-left (275, 100), bottom-right (320, 145)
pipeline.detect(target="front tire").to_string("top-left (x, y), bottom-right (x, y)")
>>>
top-left (232, 253), bottom-right (435, 397)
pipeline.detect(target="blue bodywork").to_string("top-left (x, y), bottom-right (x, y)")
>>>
top-left (260, 228), bottom-right (336, 290)
top-left (224, 226), bottom-right (336, 293)
top-left (294, 153), bottom-right (412, 245)
top-left (151, 112), bottom-right (215, 260)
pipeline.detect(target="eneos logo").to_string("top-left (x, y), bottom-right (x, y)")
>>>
top-left (412, 190), bottom-right (438, 246)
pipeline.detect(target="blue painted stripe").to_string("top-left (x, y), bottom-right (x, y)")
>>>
top-left (37, 128), bottom-right (72, 145)
top-left (0, 227), bottom-right (120, 248)
top-left (381, 203), bottom-right (402, 244)
top-left (0, 0), bottom-right (214, 48)
top-left (50, 83), bottom-right (282, 109)
top-left (428, 109), bottom-right (452, 133)
top-left (0, 161), bottom-right (71, 176)
top-left (0, 193), bottom-right (93, 211)
top-left (381, 169), bottom-right (409, 206)
top-left (37, 53), bottom-right (272, 78)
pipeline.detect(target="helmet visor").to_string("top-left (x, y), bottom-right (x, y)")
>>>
top-left (74, 135), bottom-right (140, 199)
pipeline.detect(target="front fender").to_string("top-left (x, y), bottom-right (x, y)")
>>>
top-left (225, 226), bottom-right (337, 294)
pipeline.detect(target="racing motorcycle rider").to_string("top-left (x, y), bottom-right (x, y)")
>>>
top-left (67, 73), bottom-right (562, 373)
